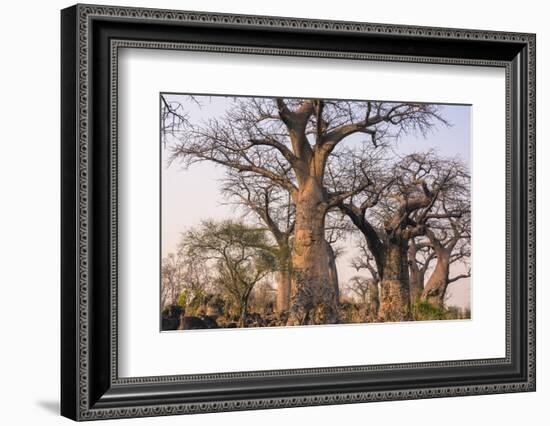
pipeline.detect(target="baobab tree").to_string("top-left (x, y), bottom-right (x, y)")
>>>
top-left (164, 95), bottom-right (445, 325)
top-left (179, 220), bottom-right (276, 327)
top-left (421, 209), bottom-right (471, 307)
top-left (407, 239), bottom-right (436, 302)
top-left (337, 152), bottom-right (467, 321)
top-left (406, 156), bottom-right (470, 307)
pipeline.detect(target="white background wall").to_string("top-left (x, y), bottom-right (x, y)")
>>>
top-left (0, 0), bottom-right (546, 424)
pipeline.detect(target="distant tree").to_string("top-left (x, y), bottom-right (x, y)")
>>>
top-left (347, 276), bottom-right (380, 323)
top-left (161, 253), bottom-right (185, 308)
top-left (421, 209), bottom-right (471, 307)
top-left (349, 240), bottom-right (380, 320)
top-left (177, 253), bottom-right (213, 314)
top-left (161, 248), bottom-right (213, 313)
top-left (180, 220), bottom-right (277, 327)
top-left (407, 238), bottom-right (436, 302)
top-left (250, 280), bottom-right (277, 315)
top-left (350, 238), bottom-right (381, 283)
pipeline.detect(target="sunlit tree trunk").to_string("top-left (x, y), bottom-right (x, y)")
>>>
top-left (421, 226), bottom-right (469, 308)
top-left (287, 177), bottom-right (338, 325)
top-left (422, 247), bottom-right (451, 307)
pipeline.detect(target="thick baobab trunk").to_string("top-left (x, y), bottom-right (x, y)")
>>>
top-left (378, 239), bottom-right (412, 322)
top-left (422, 251), bottom-right (450, 307)
top-left (287, 179), bottom-right (338, 325)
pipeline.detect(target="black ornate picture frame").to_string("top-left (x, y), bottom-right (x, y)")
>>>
top-left (61, 4), bottom-right (536, 421)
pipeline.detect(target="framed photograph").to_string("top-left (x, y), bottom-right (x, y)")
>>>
top-left (61, 4), bottom-right (536, 421)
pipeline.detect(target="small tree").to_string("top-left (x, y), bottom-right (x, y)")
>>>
top-left (180, 220), bottom-right (276, 327)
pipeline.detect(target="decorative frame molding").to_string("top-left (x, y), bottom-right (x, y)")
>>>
top-left (61, 4), bottom-right (536, 421)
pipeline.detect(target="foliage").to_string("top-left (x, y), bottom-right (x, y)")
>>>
top-left (177, 288), bottom-right (207, 316)
top-left (412, 300), bottom-right (469, 321)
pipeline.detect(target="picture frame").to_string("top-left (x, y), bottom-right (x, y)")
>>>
top-left (60, 3), bottom-right (536, 421)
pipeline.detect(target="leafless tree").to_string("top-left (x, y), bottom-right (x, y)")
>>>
top-left (347, 275), bottom-right (380, 322)
top-left (323, 209), bottom-right (358, 304)
top-left (161, 247), bottom-right (214, 313)
top-left (404, 155), bottom-right (471, 308)
top-left (349, 239), bottom-right (381, 320)
top-left (161, 95), bottom-right (189, 148)
top-left (408, 239), bottom-right (437, 302)
top-left (165, 95), bottom-right (445, 325)
top-left (421, 206), bottom-right (471, 307)
top-left (161, 252), bottom-right (185, 308)
top-left (347, 276), bottom-right (371, 304)
top-left (337, 151), bottom-right (468, 321)
top-left (250, 280), bottom-right (277, 315)
top-left (350, 237), bottom-right (381, 281)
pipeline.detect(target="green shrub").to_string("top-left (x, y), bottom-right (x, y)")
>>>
top-left (412, 300), bottom-right (470, 321)
top-left (177, 288), bottom-right (206, 316)
top-left (412, 300), bottom-right (446, 320)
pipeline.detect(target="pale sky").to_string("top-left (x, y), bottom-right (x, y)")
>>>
top-left (161, 95), bottom-right (471, 309)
